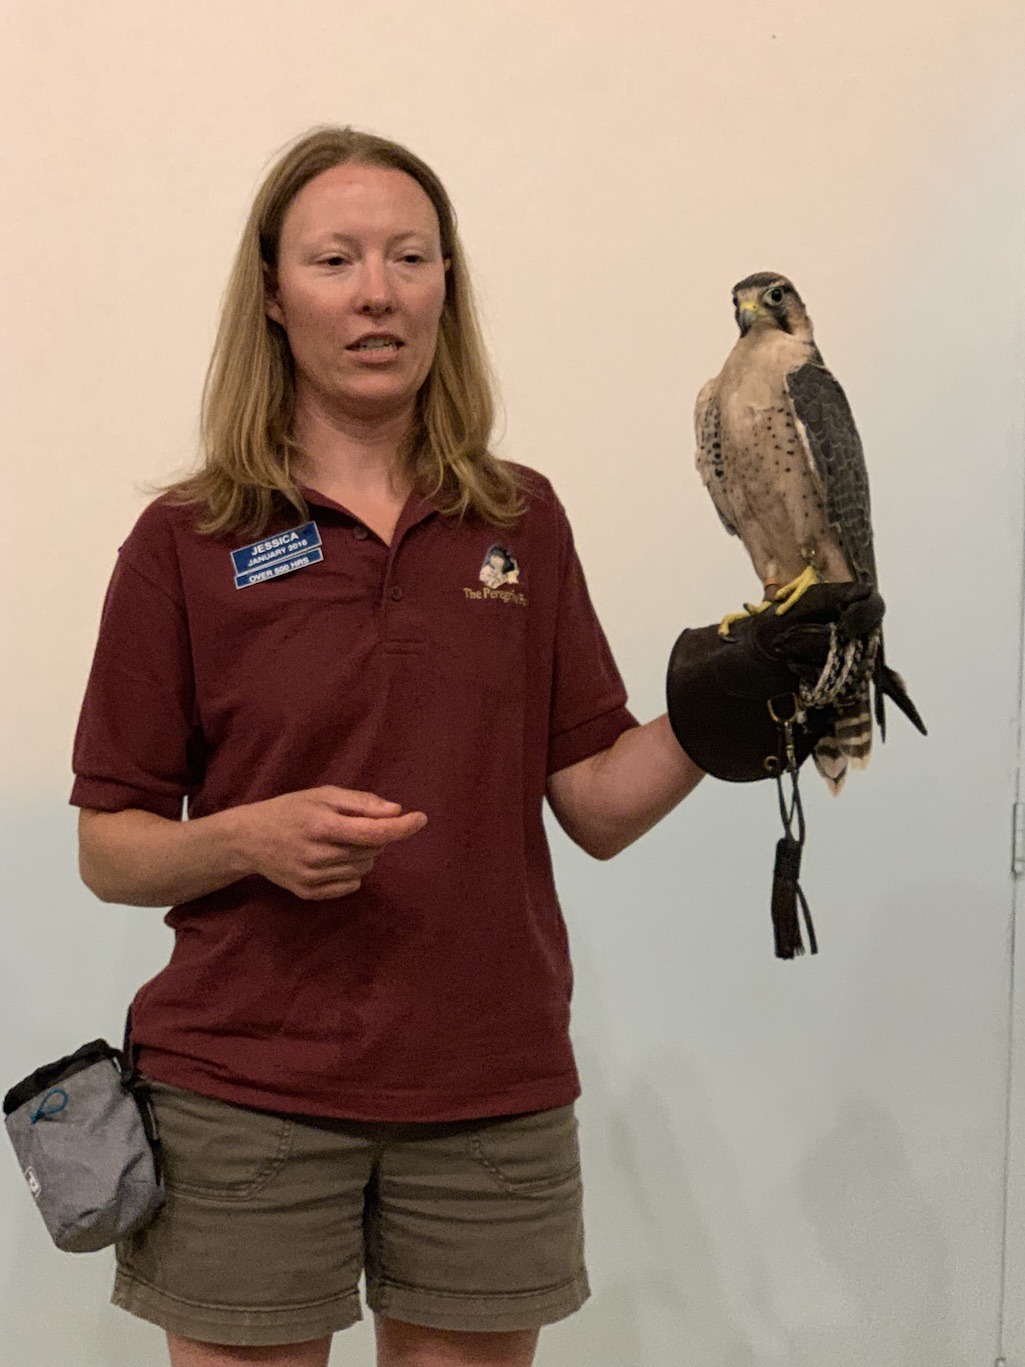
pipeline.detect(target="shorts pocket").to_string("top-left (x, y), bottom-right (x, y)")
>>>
top-left (468, 1105), bottom-right (580, 1197)
top-left (146, 1080), bottom-right (295, 1202)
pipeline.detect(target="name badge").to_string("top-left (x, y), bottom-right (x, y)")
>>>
top-left (231, 521), bottom-right (323, 590)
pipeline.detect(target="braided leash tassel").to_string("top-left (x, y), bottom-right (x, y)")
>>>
top-left (770, 718), bottom-right (817, 959)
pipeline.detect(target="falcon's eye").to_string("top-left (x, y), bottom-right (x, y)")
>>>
top-left (767, 286), bottom-right (786, 305)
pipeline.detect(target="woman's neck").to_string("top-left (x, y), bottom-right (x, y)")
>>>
top-left (292, 389), bottom-right (415, 502)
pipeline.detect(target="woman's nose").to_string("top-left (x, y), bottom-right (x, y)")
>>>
top-left (355, 255), bottom-right (396, 313)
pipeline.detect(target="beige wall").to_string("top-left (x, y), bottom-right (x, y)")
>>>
top-left (2, 3), bottom-right (1025, 1365)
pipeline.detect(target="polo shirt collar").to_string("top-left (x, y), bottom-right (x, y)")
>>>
top-left (298, 482), bottom-right (440, 536)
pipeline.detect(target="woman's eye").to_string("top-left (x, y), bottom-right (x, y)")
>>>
top-left (322, 256), bottom-right (348, 267)
top-left (401, 254), bottom-right (424, 264)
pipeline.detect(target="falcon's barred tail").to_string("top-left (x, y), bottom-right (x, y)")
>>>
top-left (813, 687), bottom-right (873, 795)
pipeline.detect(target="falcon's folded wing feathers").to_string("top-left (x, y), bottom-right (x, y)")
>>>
top-left (785, 362), bottom-right (878, 588)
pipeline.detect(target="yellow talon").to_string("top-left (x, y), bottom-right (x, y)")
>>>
top-left (717, 611), bottom-right (746, 639)
top-left (717, 598), bottom-right (774, 638)
top-left (773, 565), bottom-right (819, 615)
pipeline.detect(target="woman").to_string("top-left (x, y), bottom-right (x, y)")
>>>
top-left (72, 125), bottom-right (704, 1367)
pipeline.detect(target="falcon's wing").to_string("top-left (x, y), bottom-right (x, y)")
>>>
top-left (785, 361), bottom-right (877, 585)
top-left (695, 378), bottom-right (738, 537)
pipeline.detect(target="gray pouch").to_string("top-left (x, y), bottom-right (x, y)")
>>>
top-left (4, 1037), bottom-right (164, 1252)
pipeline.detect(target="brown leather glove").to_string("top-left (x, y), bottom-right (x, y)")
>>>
top-left (666, 583), bottom-right (886, 782)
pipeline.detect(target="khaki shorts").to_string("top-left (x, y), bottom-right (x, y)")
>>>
top-left (112, 1080), bottom-right (589, 1347)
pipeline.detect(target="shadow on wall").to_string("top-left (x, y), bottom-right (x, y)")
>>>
top-left (1, 1197), bottom-right (162, 1367)
top-left (787, 878), bottom-right (997, 1367)
top-left (565, 1058), bottom-right (959, 1367)
top-left (542, 1058), bottom-right (758, 1367)
top-left (553, 889), bottom-right (966, 1367)
top-left (798, 1099), bottom-right (957, 1366)
top-left (542, 930), bottom-right (759, 1367)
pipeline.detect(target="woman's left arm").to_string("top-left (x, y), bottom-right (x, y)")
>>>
top-left (546, 714), bottom-right (704, 860)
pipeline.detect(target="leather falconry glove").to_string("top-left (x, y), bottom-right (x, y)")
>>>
top-left (666, 582), bottom-right (891, 783)
top-left (665, 582), bottom-right (928, 960)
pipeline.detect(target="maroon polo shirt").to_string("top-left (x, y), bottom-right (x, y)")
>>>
top-left (71, 463), bottom-right (638, 1121)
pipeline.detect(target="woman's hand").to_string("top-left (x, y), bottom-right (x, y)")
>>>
top-left (232, 786), bottom-right (428, 900)
top-left (78, 787), bottom-right (427, 908)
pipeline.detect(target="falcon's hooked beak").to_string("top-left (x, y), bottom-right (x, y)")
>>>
top-left (736, 300), bottom-right (764, 336)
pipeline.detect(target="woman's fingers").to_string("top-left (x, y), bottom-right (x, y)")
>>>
top-left (295, 877), bottom-right (365, 900)
top-left (316, 788), bottom-right (428, 844)
top-left (317, 810), bottom-right (428, 848)
top-left (291, 846), bottom-right (380, 897)
top-left (305, 846), bottom-right (378, 874)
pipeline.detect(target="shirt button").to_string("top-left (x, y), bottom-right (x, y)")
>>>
top-left (353, 524), bottom-right (369, 540)
top-left (388, 585), bottom-right (404, 602)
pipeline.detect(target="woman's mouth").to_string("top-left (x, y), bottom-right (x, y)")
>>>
top-left (347, 336), bottom-right (404, 354)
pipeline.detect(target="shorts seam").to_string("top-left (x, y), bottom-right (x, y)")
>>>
top-left (164, 1116), bottom-right (297, 1202)
top-left (115, 1265), bottom-right (356, 1316)
top-left (366, 1271), bottom-right (590, 1332)
top-left (467, 1131), bottom-right (577, 1199)
top-left (367, 1270), bottom-right (587, 1301)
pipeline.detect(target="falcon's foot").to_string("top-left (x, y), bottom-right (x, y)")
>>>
top-left (717, 598), bottom-right (774, 639)
top-left (772, 565), bottom-right (820, 616)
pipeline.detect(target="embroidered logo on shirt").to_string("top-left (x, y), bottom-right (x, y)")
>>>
top-left (463, 543), bottom-right (527, 606)
top-left (231, 522), bottom-right (324, 589)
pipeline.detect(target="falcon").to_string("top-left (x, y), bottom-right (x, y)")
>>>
top-left (695, 272), bottom-right (925, 792)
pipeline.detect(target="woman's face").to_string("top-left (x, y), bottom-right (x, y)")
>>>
top-left (264, 163), bottom-right (449, 425)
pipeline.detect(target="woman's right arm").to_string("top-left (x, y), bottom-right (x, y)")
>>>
top-left (79, 806), bottom-right (253, 906)
top-left (78, 787), bottom-right (428, 907)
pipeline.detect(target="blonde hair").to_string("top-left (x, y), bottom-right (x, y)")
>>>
top-left (164, 125), bottom-right (523, 536)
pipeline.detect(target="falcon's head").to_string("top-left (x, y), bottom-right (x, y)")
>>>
top-left (732, 273), bottom-right (812, 339)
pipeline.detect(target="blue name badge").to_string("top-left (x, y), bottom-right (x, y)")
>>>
top-left (231, 521), bottom-right (323, 590)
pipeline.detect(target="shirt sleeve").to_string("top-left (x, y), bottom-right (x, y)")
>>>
top-left (547, 501), bottom-right (639, 775)
top-left (70, 513), bottom-right (201, 819)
